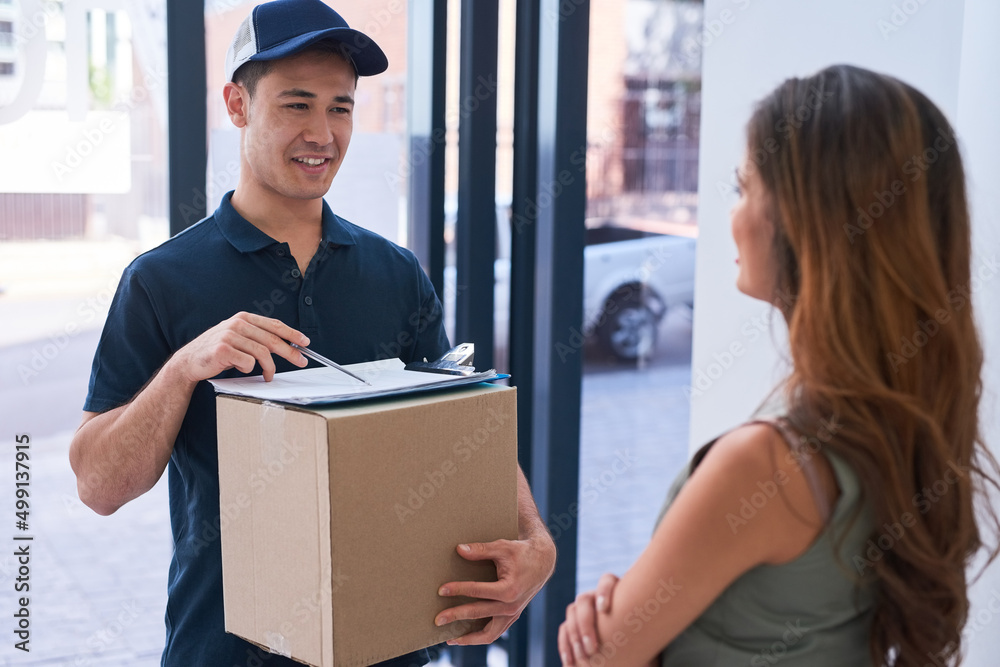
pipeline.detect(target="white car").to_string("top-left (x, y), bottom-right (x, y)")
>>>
top-left (443, 212), bottom-right (697, 366)
top-left (582, 225), bottom-right (696, 361)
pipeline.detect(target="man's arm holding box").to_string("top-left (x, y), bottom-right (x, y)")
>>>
top-left (70, 312), bottom-right (310, 515)
top-left (434, 466), bottom-right (557, 644)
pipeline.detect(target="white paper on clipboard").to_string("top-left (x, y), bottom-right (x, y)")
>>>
top-left (208, 358), bottom-right (505, 406)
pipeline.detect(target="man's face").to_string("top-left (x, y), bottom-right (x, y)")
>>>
top-left (238, 51), bottom-right (356, 203)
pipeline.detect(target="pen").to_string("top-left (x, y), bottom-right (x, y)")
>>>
top-left (289, 343), bottom-right (372, 386)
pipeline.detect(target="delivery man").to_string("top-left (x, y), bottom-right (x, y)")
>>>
top-left (69, 1), bottom-right (556, 664)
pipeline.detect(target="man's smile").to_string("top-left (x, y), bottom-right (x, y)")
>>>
top-left (292, 156), bottom-right (331, 166)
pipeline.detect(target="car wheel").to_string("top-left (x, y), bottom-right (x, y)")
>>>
top-left (597, 287), bottom-right (663, 362)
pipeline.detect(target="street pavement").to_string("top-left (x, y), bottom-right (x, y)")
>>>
top-left (576, 308), bottom-right (693, 594)
top-left (0, 326), bottom-right (172, 667)
top-left (0, 253), bottom-right (693, 666)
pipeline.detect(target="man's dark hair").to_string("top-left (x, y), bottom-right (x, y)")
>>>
top-left (232, 40), bottom-right (359, 98)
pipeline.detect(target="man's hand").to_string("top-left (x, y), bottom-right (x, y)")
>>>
top-left (431, 462), bottom-right (556, 644)
top-left (558, 573), bottom-right (620, 665)
top-left (169, 311), bottom-right (310, 383)
top-left (70, 312), bottom-right (311, 516)
top-left (434, 529), bottom-right (557, 645)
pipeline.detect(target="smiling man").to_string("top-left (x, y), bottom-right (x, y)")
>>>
top-left (68, 1), bottom-right (556, 665)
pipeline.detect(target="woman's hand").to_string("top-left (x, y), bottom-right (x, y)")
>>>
top-left (558, 573), bottom-right (620, 665)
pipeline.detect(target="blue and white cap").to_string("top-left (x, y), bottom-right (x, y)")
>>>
top-left (224, 0), bottom-right (389, 82)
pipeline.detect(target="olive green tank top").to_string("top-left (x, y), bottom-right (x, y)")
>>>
top-left (655, 419), bottom-right (875, 666)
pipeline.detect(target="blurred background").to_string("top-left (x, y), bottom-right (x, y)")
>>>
top-left (3, 0), bottom-right (1000, 665)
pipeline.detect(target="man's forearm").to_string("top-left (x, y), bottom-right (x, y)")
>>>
top-left (516, 466), bottom-right (557, 564)
top-left (70, 358), bottom-right (196, 515)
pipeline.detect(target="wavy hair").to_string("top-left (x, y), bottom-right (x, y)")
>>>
top-left (745, 64), bottom-right (999, 666)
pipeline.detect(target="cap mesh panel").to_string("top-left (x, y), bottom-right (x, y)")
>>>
top-left (231, 16), bottom-right (254, 62)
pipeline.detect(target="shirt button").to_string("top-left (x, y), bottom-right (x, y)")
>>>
top-left (304, 296), bottom-right (313, 306)
top-left (276, 248), bottom-right (286, 257)
top-left (291, 269), bottom-right (301, 278)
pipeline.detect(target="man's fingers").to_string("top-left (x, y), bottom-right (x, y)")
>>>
top-left (438, 579), bottom-right (507, 601)
top-left (173, 313), bottom-right (312, 385)
top-left (434, 600), bottom-right (511, 627)
top-left (230, 348), bottom-right (259, 376)
top-left (231, 312), bottom-right (310, 354)
top-left (229, 315), bottom-right (308, 368)
top-left (595, 573), bottom-right (619, 613)
top-left (443, 615), bottom-right (521, 646)
top-left (224, 334), bottom-right (278, 381)
top-left (235, 312), bottom-right (310, 347)
top-left (454, 541), bottom-right (511, 562)
top-left (444, 617), bottom-right (505, 646)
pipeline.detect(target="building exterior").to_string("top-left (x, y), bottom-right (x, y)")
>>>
top-left (2, 0), bottom-right (702, 241)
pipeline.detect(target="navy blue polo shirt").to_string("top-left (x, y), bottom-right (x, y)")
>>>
top-left (85, 192), bottom-right (449, 667)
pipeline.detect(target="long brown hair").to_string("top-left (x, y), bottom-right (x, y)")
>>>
top-left (745, 65), bottom-right (999, 666)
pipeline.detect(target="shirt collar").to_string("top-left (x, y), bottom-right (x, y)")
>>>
top-left (215, 191), bottom-right (357, 253)
top-left (320, 202), bottom-right (358, 248)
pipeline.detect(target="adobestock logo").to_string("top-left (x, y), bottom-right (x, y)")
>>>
top-left (585, 578), bottom-right (684, 667)
top-left (749, 620), bottom-right (810, 666)
top-left (546, 449), bottom-right (638, 541)
top-left (853, 460), bottom-right (970, 575)
top-left (392, 408), bottom-right (511, 524)
top-left (877, 0), bottom-right (935, 40)
top-left (844, 126), bottom-right (957, 244)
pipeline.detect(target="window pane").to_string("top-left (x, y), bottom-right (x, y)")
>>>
top-left (0, 2), bottom-right (171, 664)
top-left (577, 0), bottom-right (702, 593)
top-left (1, 1), bottom-right (169, 388)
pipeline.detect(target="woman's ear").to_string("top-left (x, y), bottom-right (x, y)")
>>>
top-left (223, 82), bottom-right (249, 128)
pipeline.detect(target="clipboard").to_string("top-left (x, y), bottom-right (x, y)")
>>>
top-left (209, 346), bottom-right (506, 406)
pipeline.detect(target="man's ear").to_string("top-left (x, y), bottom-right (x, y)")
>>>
top-left (223, 82), bottom-right (250, 128)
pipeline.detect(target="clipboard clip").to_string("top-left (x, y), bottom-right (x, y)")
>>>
top-left (404, 343), bottom-right (476, 376)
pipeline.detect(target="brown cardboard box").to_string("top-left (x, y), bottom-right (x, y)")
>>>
top-left (217, 383), bottom-right (518, 667)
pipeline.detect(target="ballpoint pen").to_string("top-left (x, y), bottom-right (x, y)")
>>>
top-left (289, 343), bottom-right (372, 386)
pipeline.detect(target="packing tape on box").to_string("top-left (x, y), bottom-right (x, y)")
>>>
top-left (263, 631), bottom-right (291, 658)
top-left (259, 400), bottom-right (287, 464)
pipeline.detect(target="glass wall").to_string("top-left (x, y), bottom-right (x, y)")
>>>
top-left (576, 0), bottom-right (703, 594)
top-left (0, 1), bottom-right (172, 664)
top-left (1, 0), bottom-right (169, 353)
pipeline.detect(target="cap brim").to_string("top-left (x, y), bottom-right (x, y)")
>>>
top-left (248, 27), bottom-right (388, 76)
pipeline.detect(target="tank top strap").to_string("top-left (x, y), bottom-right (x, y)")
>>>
top-left (747, 417), bottom-right (833, 524)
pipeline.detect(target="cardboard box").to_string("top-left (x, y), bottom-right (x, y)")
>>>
top-left (217, 383), bottom-right (518, 667)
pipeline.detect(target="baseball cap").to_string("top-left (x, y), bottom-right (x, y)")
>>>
top-left (224, 0), bottom-right (389, 82)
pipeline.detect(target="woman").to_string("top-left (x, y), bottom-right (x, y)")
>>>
top-left (559, 64), bottom-right (999, 666)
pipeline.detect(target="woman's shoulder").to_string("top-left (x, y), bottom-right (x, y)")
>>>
top-left (691, 420), bottom-right (841, 565)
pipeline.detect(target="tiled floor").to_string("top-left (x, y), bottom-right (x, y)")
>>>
top-left (0, 428), bottom-right (171, 666)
